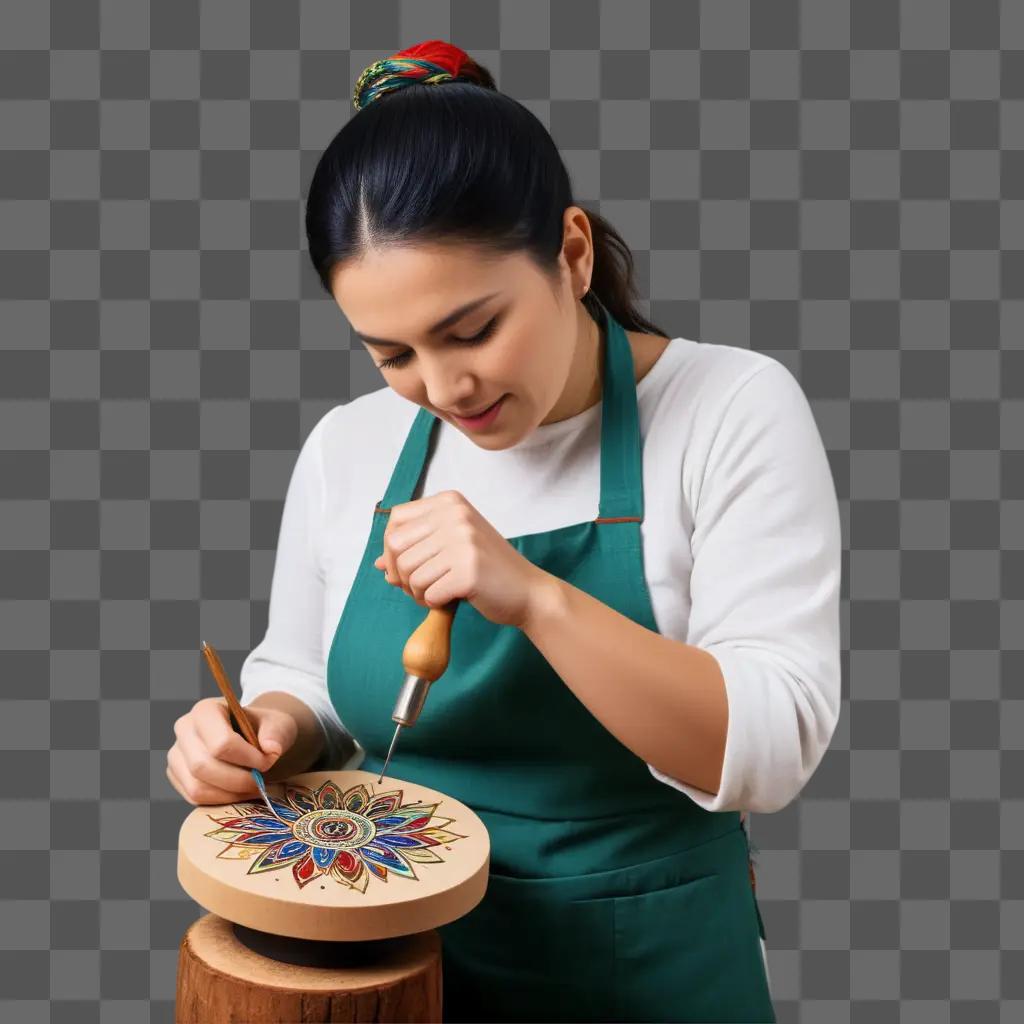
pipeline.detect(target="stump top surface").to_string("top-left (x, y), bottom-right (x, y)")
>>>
top-left (177, 770), bottom-right (489, 941)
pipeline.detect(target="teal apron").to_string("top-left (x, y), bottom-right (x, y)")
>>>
top-left (326, 300), bottom-right (776, 1023)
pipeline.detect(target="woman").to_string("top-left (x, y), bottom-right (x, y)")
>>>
top-left (166, 39), bottom-right (841, 1023)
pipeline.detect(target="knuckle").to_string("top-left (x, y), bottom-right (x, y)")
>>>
top-left (167, 754), bottom-right (198, 805)
top-left (208, 734), bottom-right (233, 760)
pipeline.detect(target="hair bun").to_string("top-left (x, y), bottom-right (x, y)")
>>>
top-left (353, 38), bottom-right (495, 111)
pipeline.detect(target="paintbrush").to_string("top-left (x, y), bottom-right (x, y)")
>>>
top-left (199, 640), bottom-right (280, 820)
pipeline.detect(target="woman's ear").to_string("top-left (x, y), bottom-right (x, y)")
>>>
top-left (561, 205), bottom-right (594, 296)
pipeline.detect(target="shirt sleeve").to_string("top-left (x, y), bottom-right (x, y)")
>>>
top-left (648, 359), bottom-right (842, 813)
top-left (238, 407), bottom-right (357, 771)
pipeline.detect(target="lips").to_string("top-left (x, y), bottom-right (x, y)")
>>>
top-left (450, 397), bottom-right (503, 418)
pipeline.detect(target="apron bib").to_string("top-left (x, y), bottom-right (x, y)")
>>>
top-left (326, 300), bottom-right (775, 1023)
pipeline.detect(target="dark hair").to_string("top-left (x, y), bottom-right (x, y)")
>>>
top-left (304, 50), bottom-right (667, 338)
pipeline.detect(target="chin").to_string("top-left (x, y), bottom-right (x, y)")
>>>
top-left (471, 434), bottom-right (513, 450)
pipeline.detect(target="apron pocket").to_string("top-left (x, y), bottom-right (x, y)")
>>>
top-left (438, 873), bottom-right (616, 1023)
top-left (609, 838), bottom-right (776, 1023)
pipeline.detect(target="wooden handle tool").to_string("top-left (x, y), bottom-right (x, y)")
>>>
top-left (377, 600), bottom-right (459, 782)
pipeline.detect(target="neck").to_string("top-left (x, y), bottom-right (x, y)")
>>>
top-left (539, 304), bottom-right (604, 426)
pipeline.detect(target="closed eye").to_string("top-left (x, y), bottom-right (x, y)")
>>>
top-left (374, 315), bottom-right (500, 370)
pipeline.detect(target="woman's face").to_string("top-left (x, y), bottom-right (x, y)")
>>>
top-left (329, 224), bottom-right (594, 451)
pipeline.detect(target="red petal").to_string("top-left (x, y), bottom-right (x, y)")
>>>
top-left (292, 853), bottom-right (318, 888)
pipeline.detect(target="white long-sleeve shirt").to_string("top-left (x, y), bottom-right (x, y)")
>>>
top-left (239, 334), bottom-right (842, 819)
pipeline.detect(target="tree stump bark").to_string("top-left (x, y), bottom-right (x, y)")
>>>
top-left (176, 913), bottom-right (443, 1023)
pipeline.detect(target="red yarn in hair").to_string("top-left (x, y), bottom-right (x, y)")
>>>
top-left (391, 39), bottom-right (474, 81)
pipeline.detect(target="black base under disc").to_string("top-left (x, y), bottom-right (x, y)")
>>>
top-left (231, 922), bottom-right (408, 968)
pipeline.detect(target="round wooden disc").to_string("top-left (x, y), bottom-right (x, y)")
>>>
top-left (177, 769), bottom-right (490, 941)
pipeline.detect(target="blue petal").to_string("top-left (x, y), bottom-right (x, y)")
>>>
top-left (269, 800), bottom-right (299, 821)
top-left (376, 834), bottom-right (420, 848)
top-left (312, 846), bottom-right (337, 869)
top-left (360, 844), bottom-right (401, 866)
top-left (275, 840), bottom-right (310, 859)
top-left (249, 816), bottom-right (292, 832)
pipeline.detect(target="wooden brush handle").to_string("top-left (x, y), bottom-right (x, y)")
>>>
top-left (402, 601), bottom-right (459, 682)
top-left (200, 640), bottom-right (265, 754)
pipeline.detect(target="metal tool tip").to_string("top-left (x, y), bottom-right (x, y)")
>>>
top-left (376, 723), bottom-right (402, 785)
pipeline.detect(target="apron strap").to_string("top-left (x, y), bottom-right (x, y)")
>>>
top-left (592, 296), bottom-right (644, 524)
top-left (380, 404), bottom-right (435, 510)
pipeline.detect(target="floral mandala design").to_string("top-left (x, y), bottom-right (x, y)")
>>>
top-left (203, 779), bottom-right (467, 893)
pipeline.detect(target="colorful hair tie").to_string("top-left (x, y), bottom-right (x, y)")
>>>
top-left (353, 39), bottom-right (483, 111)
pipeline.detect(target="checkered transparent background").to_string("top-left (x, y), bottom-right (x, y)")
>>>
top-left (2, 1), bottom-right (1024, 1021)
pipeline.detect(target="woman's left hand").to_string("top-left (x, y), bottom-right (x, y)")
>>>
top-left (373, 490), bottom-right (550, 629)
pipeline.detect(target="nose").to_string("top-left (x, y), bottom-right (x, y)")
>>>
top-left (420, 360), bottom-right (477, 412)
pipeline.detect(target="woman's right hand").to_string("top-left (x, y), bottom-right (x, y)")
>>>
top-left (166, 696), bottom-right (298, 806)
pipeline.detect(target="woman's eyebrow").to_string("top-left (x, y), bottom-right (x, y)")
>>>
top-left (355, 292), bottom-right (501, 348)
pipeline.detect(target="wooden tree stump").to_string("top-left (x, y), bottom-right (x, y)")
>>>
top-left (176, 913), bottom-right (443, 1023)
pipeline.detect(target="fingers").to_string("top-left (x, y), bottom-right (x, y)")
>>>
top-left (406, 551), bottom-right (449, 607)
top-left (380, 528), bottom-right (441, 600)
top-left (380, 518), bottom-right (424, 593)
top-left (378, 546), bottom-right (403, 592)
top-left (166, 697), bottom-right (296, 809)
top-left (192, 699), bottom-right (277, 772)
top-left (254, 710), bottom-right (296, 759)
top-left (166, 745), bottom-right (258, 807)
top-left (174, 711), bottom-right (271, 795)
top-left (165, 759), bottom-right (189, 802)
top-left (174, 720), bottom-right (262, 795)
